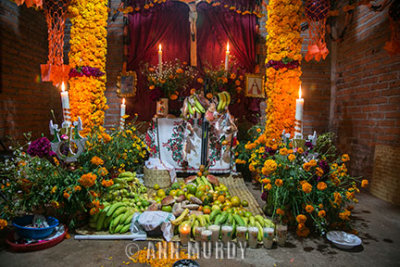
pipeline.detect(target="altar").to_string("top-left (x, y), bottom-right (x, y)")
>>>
top-left (146, 117), bottom-right (235, 173)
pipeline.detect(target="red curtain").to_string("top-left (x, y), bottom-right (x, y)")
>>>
top-left (126, 1), bottom-right (258, 121)
top-left (127, 2), bottom-right (190, 121)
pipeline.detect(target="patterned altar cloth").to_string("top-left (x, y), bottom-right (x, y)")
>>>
top-left (145, 117), bottom-right (236, 173)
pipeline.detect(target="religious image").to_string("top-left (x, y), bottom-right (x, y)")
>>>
top-left (245, 73), bottom-right (265, 98)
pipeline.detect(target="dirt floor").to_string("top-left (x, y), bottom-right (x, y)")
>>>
top-left (1, 181), bottom-right (400, 267)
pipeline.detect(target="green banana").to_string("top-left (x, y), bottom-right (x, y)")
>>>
top-left (187, 101), bottom-right (194, 115)
top-left (112, 206), bottom-right (128, 218)
top-left (192, 219), bottom-right (199, 237)
top-left (255, 215), bottom-right (265, 227)
top-left (118, 171), bottom-right (135, 177)
top-left (124, 213), bottom-right (135, 225)
top-left (193, 96), bottom-right (205, 113)
top-left (120, 224), bottom-right (131, 234)
top-left (233, 214), bottom-right (246, 226)
top-left (110, 213), bottom-right (125, 231)
top-left (203, 214), bottom-right (210, 225)
top-left (107, 202), bottom-right (125, 217)
top-left (223, 91), bottom-right (231, 106)
top-left (108, 183), bottom-right (124, 191)
top-left (115, 224), bottom-right (124, 233)
top-left (217, 93), bottom-right (225, 112)
top-left (96, 210), bottom-right (107, 231)
top-left (114, 177), bottom-right (135, 183)
top-left (103, 215), bottom-right (113, 229)
top-left (215, 212), bottom-right (228, 225)
top-left (249, 216), bottom-right (255, 227)
top-left (227, 213), bottom-right (234, 225)
top-left (120, 210), bottom-right (134, 223)
top-left (197, 215), bottom-right (207, 227)
top-left (255, 221), bottom-right (263, 242)
top-left (171, 208), bottom-right (189, 225)
top-left (210, 209), bottom-right (222, 222)
top-left (243, 217), bottom-right (249, 226)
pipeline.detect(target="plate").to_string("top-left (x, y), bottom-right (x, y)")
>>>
top-left (173, 259), bottom-right (200, 267)
top-left (326, 231), bottom-right (362, 250)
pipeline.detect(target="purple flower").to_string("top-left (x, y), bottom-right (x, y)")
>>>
top-left (27, 137), bottom-right (53, 158)
top-left (266, 147), bottom-right (276, 155)
top-left (305, 141), bottom-right (313, 149)
top-left (261, 191), bottom-right (267, 201)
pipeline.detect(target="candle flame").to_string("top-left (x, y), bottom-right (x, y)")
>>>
top-left (61, 82), bottom-right (65, 92)
top-left (226, 42), bottom-right (230, 52)
top-left (299, 85), bottom-right (302, 99)
top-left (122, 98), bottom-right (126, 105)
top-left (158, 44), bottom-right (162, 52)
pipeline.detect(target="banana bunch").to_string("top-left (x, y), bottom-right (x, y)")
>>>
top-left (194, 175), bottom-right (214, 191)
top-left (186, 95), bottom-right (206, 118)
top-left (89, 202), bottom-right (137, 234)
top-left (216, 91), bottom-right (231, 112)
top-left (246, 215), bottom-right (275, 242)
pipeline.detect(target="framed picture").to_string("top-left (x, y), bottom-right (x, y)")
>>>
top-left (245, 73), bottom-right (265, 98)
top-left (116, 71), bottom-right (137, 98)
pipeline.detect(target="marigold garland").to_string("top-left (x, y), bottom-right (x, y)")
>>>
top-left (264, 0), bottom-right (303, 142)
top-left (68, 0), bottom-right (108, 135)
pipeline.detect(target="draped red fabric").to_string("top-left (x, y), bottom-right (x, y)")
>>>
top-left (127, 2), bottom-right (190, 121)
top-left (126, 1), bottom-right (259, 122)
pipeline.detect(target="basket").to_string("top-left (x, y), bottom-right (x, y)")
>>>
top-left (12, 215), bottom-right (59, 239)
top-left (143, 166), bottom-right (171, 188)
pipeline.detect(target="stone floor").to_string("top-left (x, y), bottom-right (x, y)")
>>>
top-left (1, 182), bottom-right (399, 267)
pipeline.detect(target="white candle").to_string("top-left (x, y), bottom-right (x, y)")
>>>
top-left (225, 42), bottom-right (230, 71)
top-left (295, 85), bottom-right (304, 138)
top-left (158, 44), bottom-right (162, 74)
top-left (120, 98), bottom-right (126, 128)
top-left (60, 82), bottom-right (70, 122)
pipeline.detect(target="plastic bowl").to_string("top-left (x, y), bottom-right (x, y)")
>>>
top-left (12, 215), bottom-right (59, 239)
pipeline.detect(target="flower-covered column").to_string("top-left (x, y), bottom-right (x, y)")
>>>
top-left (68, 0), bottom-right (108, 134)
top-left (264, 0), bottom-right (303, 141)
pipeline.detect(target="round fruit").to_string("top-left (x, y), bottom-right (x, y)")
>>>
top-left (199, 165), bottom-right (206, 172)
top-left (237, 210), bottom-right (245, 216)
top-left (195, 190), bottom-right (204, 198)
top-left (176, 189), bottom-right (184, 196)
top-left (231, 196), bottom-right (240, 207)
top-left (213, 200), bottom-right (222, 206)
top-left (241, 200), bottom-right (249, 207)
top-left (211, 205), bottom-right (221, 211)
top-left (217, 195), bottom-right (225, 203)
top-left (244, 211), bottom-right (252, 218)
top-left (169, 190), bottom-right (177, 197)
top-left (153, 184), bottom-right (160, 190)
top-left (186, 193), bottom-right (195, 200)
top-left (162, 205), bottom-right (172, 212)
top-left (157, 189), bottom-right (166, 198)
top-left (197, 171), bottom-right (203, 177)
top-left (171, 182), bottom-right (180, 190)
top-left (203, 207), bottom-right (211, 214)
top-left (187, 184), bottom-right (197, 194)
top-left (198, 185), bottom-right (208, 192)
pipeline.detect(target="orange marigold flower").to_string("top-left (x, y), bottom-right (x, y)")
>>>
top-left (341, 154), bottom-right (350, 162)
top-left (296, 214), bottom-right (307, 224)
top-left (317, 182), bottom-right (327, 191)
top-left (305, 205), bottom-right (314, 213)
top-left (302, 182), bottom-right (312, 194)
top-left (51, 186), bottom-right (57, 194)
top-left (296, 225), bottom-right (310, 237)
top-left (275, 179), bottom-right (283, 187)
top-left (316, 167), bottom-right (324, 177)
top-left (297, 147), bottom-right (304, 154)
top-left (0, 219), bottom-right (8, 230)
top-left (235, 80), bottom-right (241, 86)
top-left (78, 173), bottom-right (97, 188)
top-left (63, 192), bottom-right (70, 199)
top-left (89, 190), bottom-right (98, 197)
top-left (101, 179), bottom-right (114, 187)
top-left (263, 159), bottom-right (277, 175)
top-left (276, 208), bottom-right (285, 215)
top-left (339, 209), bottom-right (351, 220)
top-left (303, 162), bottom-right (311, 172)
top-left (318, 210), bottom-right (326, 218)
top-left (98, 167), bottom-right (109, 176)
top-left (264, 183), bottom-right (272, 191)
top-left (361, 179), bottom-right (368, 188)
top-left (318, 203), bottom-right (324, 209)
top-left (176, 68), bottom-right (184, 74)
top-left (333, 192), bottom-right (342, 205)
top-left (170, 94), bottom-right (178, 100)
top-left (346, 191), bottom-right (355, 200)
top-left (149, 85), bottom-right (155, 90)
top-left (309, 159), bottom-right (317, 167)
top-left (74, 185), bottom-right (82, 191)
top-left (262, 178), bottom-right (271, 184)
top-left (91, 156), bottom-right (104, 166)
top-left (230, 73), bottom-right (236, 79)
top-left (102, 133), bottom-right (112, 143)
top-left (279, 147), bottom-right (288, 156)
top-left (89, 207), bottom-right (98, 216)
top-left (288, 154), bottom-right (296, 162)
top-left (197, 77), bottom-right (203, 84)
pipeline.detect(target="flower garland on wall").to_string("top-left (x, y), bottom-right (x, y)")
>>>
top-left (68, 0), bottom-right (108, 135)
top-left (264, 0), bottom-right (303, 142)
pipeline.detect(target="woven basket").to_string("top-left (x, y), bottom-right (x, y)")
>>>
top-left (143, 166), bottom-right (171, 188)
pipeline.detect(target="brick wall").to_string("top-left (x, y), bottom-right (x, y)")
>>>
top-left (0, 0), bottom-right (62, 144)
top-left (332, 4), bottom-right (400, 203)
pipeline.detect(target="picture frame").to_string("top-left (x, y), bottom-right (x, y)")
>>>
top-left (116, 71), bottom-right (138, 98)
top-left (245, 73), bottom-right (265, 98)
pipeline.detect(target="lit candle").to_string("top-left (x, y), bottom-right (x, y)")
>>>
top-left (60, 82), bottom-right (70, 123)
top-left (179, 224), bottom-right (191, 245)
top-left (158, 44), bottom-right (162, 74)
top-left (225, 42), bottom-right (230, 72)
top-left (120, 98), bottom-right (126, 128)
top-left (295, 85), bottom-right (304, 138)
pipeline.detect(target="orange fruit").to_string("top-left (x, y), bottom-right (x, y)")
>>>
top-left (206, 93), bottom-right (213, 99)
top-left (197, 171), bottom-right (203, 177)
top-left (231, 196), bottom-right (240, 207)
top-left (198, 206), bottom-right (203, 211)
top-left (199, 165), bottom-right (206, 172)
top-left (203, 207), bottom-right (211, 214)
top-left (217, 195), bottom-right (225, 203)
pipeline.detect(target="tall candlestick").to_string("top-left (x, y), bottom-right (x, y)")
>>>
top-left (225, 42), bottom-right (230, 72)
top-left (295, 85), bottom-right (304, 138)
top-left (158, 44), bottom-right (162, 74)
top-left (120, 98), bottom-right (126, 128)
top-left (60, 82), bottom-right (71, 123)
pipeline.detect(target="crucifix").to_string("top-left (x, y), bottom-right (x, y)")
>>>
top-left (178, 0), bottom-right (202, 67)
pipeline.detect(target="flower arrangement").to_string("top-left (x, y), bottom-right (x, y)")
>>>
top-left (243, 132), bottom-right (367, 236)
top-left (144, 60), bottom-right (199, 101)
top-left (264, 0), bottom-right (303, 142)
top-left (0, 118), bottom-right (149, 228)
top-left (202, 64), bottom-right (245, 103)
top-left (69, 66), bottom-right (105, 78)
top-left (68, 0), bottom-right (108, 135)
